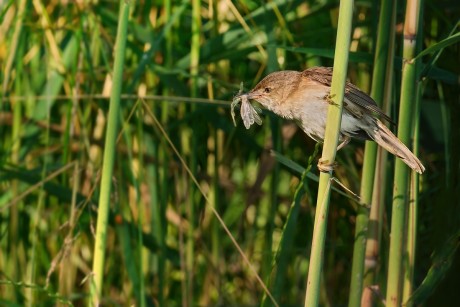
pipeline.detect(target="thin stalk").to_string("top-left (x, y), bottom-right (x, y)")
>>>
top-left (304, 1), bottom-right (354, 306)
top-left (8, 24), bottom-right (26, 301)
top-left (385, 0), bottom-right (421, 305)
top-left (209, 0), bottom-right (220, 302)
top-left (190, 0), bottom-right (201, 98)
top-left (363, 0), bottom-right (397, 292)
top-left (402, 87), bottom-right (421, 307)
top-left (89, 2), bottom-right (131, 305)
top-left (348, 0), bottom-right (396, 305)
top-left (186, 0), bottom-right (201, 304)
top-left (1, 0), bottom-right (27, 97)
top-left (402, 5), bottom-right (424, 302)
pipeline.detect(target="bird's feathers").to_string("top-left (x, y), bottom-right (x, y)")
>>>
top-left (243, 67), bottom-right (425, 173)
top-left (371, 120), bottom-right (425, 174)
top-left (302, 67), bottom-right (394, 124)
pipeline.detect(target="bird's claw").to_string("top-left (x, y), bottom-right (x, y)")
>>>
top-left (325, 93), bottom-right (339, 106)
top-left (317, 158), bottom-right (338, 173)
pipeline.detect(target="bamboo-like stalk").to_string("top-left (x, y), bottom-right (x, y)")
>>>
top-left (402, 89), bottom-right (421, 307)
top-left (348, 1), bottom-right (396, 305)
top-left (363, 2), bottom-right (397, 294)
top-left (89, 2), bottom-right (131, 305)
top-left (190, 0), bottom-right (201, 98)
top-left (304, 0), bottom-right (354, 306)
top-left (385, 0), bottom-right (421, 305)
top-left (2, 0), bottom-right (27, 97)
top-left (6, 1), bottom-right (27, 298)
top-left (402, 6), bottom-right (424, 302)
top-left (9, 58), bottom-right (25, 304)
top-left (186, 0), bottom-right (201, 304)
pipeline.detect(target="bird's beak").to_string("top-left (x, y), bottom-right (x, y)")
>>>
top-left (246, 90), bottom-right (259, 100)
top-left (235, 91), bottom-right (256, 102)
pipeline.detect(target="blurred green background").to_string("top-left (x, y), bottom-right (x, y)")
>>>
top-left (1, 0), bottom-right (459, 306)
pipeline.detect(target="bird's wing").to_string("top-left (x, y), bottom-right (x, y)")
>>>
top-left (302, 67), bottom-right (394, 124)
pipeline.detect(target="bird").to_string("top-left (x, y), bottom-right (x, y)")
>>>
top-left (243, 67), bottom-right (425, 174)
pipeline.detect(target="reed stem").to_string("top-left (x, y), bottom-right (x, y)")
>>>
top-left (89, 2), bottom-right (131, 305)
top-left (385, 0), bottom-right (421, 305)
top-left (304, 1), bottom-right (354, 306)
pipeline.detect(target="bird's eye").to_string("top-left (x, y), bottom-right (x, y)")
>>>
top-left (264, 87), bottom-right (271, 93)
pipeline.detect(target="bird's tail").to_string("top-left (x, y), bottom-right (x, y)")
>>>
top-left (371, 120), bottom-right (425, 174)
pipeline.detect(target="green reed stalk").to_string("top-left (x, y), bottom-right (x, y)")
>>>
top-left (185, 0), bottom-right (201, 303)
top-left (1, 0), bottom-right (27, 97)
top-left (304, 1), bottom-right (353, 306)
top-left (363, 1), bottom-right (397, 293)
top-left (190, 0), bottom-right (201, 98)
top-left (402, 89), bottom-right (421, 307)
top-left (402, 5), bottom-right (424, 303)
top-left (348, 0), bottom-right (395, 305)
top-left (385, 0), bottom-right (421, 305)
top-left (90, 2), bottom-right (131, 305)
top-left (8, 34), bottom-right (26, 303)
top-left (209, 1), bottom-right (220, 301)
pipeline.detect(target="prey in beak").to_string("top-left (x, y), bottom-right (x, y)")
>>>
top-left (231, 82), bottom-right (263, 129)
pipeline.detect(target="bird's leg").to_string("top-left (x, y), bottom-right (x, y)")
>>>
top-left (317, 136), bottom-right (349, 172)
top-left (337, 135), bottom-right (350, 151)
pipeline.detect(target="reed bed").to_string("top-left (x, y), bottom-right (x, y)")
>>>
top-left (0, 0), bottom-right (459, 306)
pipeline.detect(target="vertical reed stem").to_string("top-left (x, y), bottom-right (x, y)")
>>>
top-left (348, 0), bottom-right (396, 305)
top-left (403, 4), bottom-right (424, 302)
top-left (386, 0), bottom-right (421, 305)
top-left (186, 0), bottom-right (201, 304)
top-left (90, 2), bottom-right (131, 305)
top-left (304, 1), bottom-right (354, 306)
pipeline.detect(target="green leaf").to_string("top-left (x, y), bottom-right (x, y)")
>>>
top-left (270, 150), bottom-right (359, 202)
top-left (413, 31), bottom-right (460, 61)
top-left (270, 149), bottom-right (307, 175)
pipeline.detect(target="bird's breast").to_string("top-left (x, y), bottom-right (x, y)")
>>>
top-left (295, 96), bottom-right (365, 141)
top-left (295, 97), bottom-right (329, 140)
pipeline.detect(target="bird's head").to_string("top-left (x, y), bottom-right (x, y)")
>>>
top-left (247, 71), bottom-right (301, 108)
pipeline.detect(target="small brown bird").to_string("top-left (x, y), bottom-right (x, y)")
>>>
top-left (242, 67), bottom-right (425, 174)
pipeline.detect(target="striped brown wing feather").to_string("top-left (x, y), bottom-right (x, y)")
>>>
top-left (302, 67), bottom-right (394, 124)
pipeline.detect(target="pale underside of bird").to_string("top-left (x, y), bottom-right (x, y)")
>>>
top-left (231, 67), bottom-right (425, 174)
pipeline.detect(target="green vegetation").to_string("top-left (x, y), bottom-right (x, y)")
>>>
top-left (305, 0), bottom-right (353, 306)
top-left (1, 0), bottom-right (459, 306)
